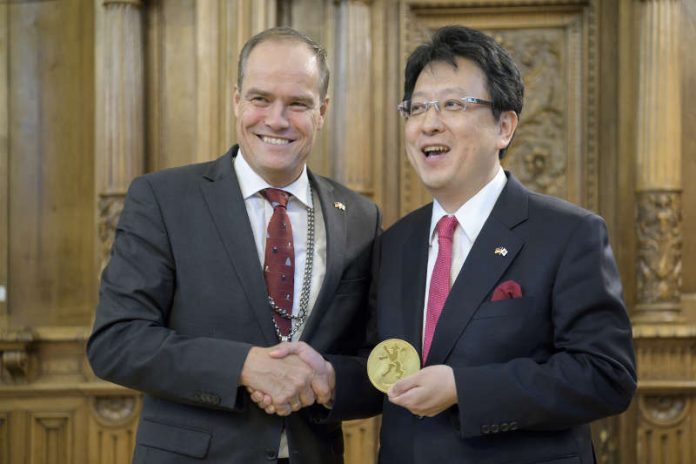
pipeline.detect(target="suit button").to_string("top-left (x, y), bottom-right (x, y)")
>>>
top-left (510, 421), bottom-right (518, 431)
top-left (500, 422), bottom-right (509, 432)
top-left (481, 424), bottom-right (490, 434)
top-left (266, 449), bottom-right (277, 460)
top-left (490, 424), bottom-right (499, 433)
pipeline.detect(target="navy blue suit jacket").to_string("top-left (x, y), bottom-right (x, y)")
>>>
top-left (332, 173), bottom-right (636, 464)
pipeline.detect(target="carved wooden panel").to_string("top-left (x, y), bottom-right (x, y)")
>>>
top-left (144, 0), bottom-right (276, 172)
top-left (0, 412), bottom-right (8, 464)
top-left (0, 0), bottom-right (8, 328)
top-left (88, 395), bottom-right (140, 464)
top-left (6, 0), bottom-right (96, 328)
top-left (637, 395), bottom-right (692, 464)
top-left (29, 413), bottom-right (72, 464)
top-left (398, 1), bottom-right (597, 215)
top-left (343, 416), bottom-right (380, 464)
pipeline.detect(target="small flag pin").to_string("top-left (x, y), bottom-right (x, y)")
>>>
top-left (494, 247), bottom-right (508, 256)
top-left (334, 201), bottom-right (346, 211)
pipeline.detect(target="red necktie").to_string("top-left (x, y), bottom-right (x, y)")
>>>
top-left (261, 188), bottom-right (294, 339)
top-left (422, 215), bottom-right (458, 363)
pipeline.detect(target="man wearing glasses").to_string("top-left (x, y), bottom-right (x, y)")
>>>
top-left (347, 25), bottom-right (637, 463)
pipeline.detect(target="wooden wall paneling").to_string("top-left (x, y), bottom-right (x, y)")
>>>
top-left (29, 413), bottom-right (72, 464)
top-left (680, 0), bottom-right (696, 302)
top-left (398, 1), bottom-right (597, 216)
top-left (330, 1), bottom-right (374, 197)
top-left (7, 0), bottom-right (96, 328)
top-left (0, 0), bottom-right (8, 329)
top-left (342, 417), bottom-right (381, 464)
top-left (87, 394), bottom-right (141, 464)
top-left (0, 411), bottom-right (8, 464)
top-left (145, 0), bottom-right (276, 172)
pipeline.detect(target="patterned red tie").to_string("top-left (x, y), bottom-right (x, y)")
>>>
top-left (261, 188), bottom-right (294, 339)
top-left (422, 215), bottom-right (458, 363)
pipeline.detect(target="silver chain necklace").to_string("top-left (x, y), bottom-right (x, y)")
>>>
top-left (268, 187), bottom-right (315, 342)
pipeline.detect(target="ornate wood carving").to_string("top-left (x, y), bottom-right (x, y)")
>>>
top-left (30, 414), bottom-right (70, 464)
top-left (398, 1), bottom-right (598, 214)
top-left (0, 330), bottom-right (33, 384)
top-left (0, 413), bottom-right (8, 464)
top-left (636, 191), bottom-right (682, 322)
top-left (343, 417), bottom-right (380, 464)
top-left (98, 193), bottom-right (126, 272)
top-left (496, 28), bottom-right (569, 199)
top-left (91, 396), bottom-right (138, 427)
top-left (637, 395), bottom-right (691, 463)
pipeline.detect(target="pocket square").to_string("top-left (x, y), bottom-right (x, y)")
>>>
top-left (491, 280), bottom-right (523, 301)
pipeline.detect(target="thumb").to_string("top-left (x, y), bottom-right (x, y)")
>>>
top-left (388, 373), bottom-right (419, 398)
top-left (269, 342), bottom-right (295, 358)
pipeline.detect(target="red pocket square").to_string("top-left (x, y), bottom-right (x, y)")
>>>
top-left (491, 280), bottom-right (523, 301)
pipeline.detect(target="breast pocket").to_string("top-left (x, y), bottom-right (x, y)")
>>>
top-left (472, 296), bottom-right (536, 320)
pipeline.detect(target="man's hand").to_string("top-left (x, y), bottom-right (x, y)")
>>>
top-left (270, 341), bottom-right (336, 405)
top-left (387, 365), bottom-right (458, 417)
top-left (247, 342), bottom-right (336, 415)
top-left (240, 344), bottom-right (317, 416)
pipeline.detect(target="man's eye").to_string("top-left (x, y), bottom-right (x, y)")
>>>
top-left (289, 101), bottom-right (310, 111)
top-left (249, 96), bottom-right (270, 106)
top-left (409, 103), bottom-right (426, 115)
top-left (443, 99), bottom-right (466, 111)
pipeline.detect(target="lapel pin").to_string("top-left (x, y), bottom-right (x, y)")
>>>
top-left (494, 247), bottom-right (508, 256)
top-left (334, 201), bottom-right (346, 211)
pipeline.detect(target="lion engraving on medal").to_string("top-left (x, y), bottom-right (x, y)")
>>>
top-left (378, 343), bottom-right (407, 383)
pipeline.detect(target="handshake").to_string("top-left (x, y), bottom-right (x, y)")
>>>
top-left (240, 341), bottom-right (335, 417)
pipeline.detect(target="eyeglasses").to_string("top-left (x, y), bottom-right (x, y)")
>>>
top-left (397, 96), bottom-right (493, 119)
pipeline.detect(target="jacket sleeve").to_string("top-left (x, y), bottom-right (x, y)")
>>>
top-left (86, 176), bottom-right (251, 412)
top-left (452, 213), bottom-right (636, 437)
top-left (316, 204), bottom-right (384, 422)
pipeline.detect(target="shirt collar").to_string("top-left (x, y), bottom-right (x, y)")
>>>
top-left (234, 149), bottom-right (313, 208)
top-left (429, 166), bottom-right (507, 245)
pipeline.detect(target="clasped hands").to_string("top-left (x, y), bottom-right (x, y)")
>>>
top-left (240, 341), bottom-right (335, 417)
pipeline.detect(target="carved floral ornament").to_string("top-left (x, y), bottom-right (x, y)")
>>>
top-left (639, 395), bottom-right (689, 427)
top-left (91, 396), bottom-right (139, 426)
top-left (99, 193), bottom-right (126, 271)
top-left (636, 191), bottom-right (682, 305)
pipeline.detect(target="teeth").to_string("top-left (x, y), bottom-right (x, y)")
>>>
top-left (261, 136), bottom-right (291, 145)
top-left (423, 145), bottom-right (449, 154)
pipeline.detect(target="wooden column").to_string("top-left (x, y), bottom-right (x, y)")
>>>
top-left (331, 0), bottom-right (375, 198)
top-left (97, 0), bottom-right (145, 271)
top-left (634, 0), bottom-right (682, 324)
top-left (632, 2), bottom-right (695, 463)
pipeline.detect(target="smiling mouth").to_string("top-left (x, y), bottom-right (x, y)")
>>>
top-left (422, 145), bottom-right (450, 157)
top-left (258, 135), bottom-right (293, 145)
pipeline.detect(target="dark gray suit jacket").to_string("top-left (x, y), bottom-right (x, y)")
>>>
top-left (87, 146), bottom-right (381, 463)
top-left (334, 173), bottom-right (636, 464)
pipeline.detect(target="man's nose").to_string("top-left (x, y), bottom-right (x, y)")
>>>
top-left (264, 101), bottom-right (290, 130)
top-left (421, 103), bottom-right (444, 134)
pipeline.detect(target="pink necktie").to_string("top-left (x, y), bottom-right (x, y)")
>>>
top-left (261, 188), bottom-right (294, 338)
top-left (422, 215), bottom-right (458, 363)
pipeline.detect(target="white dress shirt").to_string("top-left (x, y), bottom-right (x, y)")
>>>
top-left (234, 151), bottom-right (328, 459)
top-left (422, 167), bottom-right (507, 343)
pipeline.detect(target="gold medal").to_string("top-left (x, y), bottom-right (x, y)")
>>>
top-left (367, 338), bottom-right (421, 393)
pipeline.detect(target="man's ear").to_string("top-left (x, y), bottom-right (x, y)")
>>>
top-left (496, 110), bottom-right (518, 150)
top-left (233, 86), bottom-right (241, 117)
top-left (316, 97), bottom-right (330, 130)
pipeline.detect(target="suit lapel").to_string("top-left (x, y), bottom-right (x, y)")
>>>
top-left (426, 173), bottom-right (529, 366)
top-left (399, 205), bottom-right (432, 355)
top-left (200, 146), bottom-right (277, 345)
top-left (300, 173), bottom-right (346, 341)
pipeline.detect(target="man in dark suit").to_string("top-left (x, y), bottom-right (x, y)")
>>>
top-left (87, 27), bottom-right (380, 464)
top-left (331, 26), bottom-right (636, 463)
